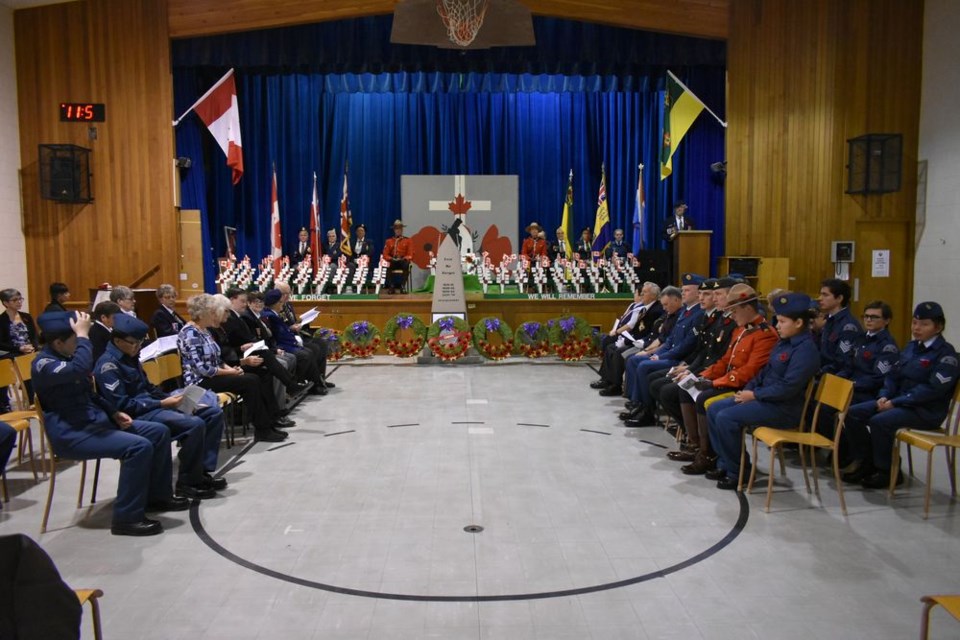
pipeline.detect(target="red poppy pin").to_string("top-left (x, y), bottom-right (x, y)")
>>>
top-left (920, 359), bottom-right (931, 368)
top-left (862, 351), bottom-right (872, 360)
top-left (779, 352), bottom-right (789, 362)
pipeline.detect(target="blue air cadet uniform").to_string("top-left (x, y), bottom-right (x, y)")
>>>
top-left (820, 306), bottom-right (862, 375)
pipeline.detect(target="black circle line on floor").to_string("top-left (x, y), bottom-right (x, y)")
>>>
top-left (191, 435), bottom-right (750, 602)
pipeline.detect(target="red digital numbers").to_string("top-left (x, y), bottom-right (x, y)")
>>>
top-left (60, 103), bottom-right (105, 122)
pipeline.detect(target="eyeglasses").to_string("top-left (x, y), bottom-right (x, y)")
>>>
top-left (122, 337), bottom-right (144, 346)
top-left (862, 314), bottom-right (884, 320)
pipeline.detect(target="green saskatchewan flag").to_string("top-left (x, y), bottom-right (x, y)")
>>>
top-left (660, 71), bottom-right (706, 180)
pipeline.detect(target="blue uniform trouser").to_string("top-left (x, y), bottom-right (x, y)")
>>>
top-left (0, 421), bottom-right (16, 477)
top-left (844, 401), bottom-right (944, 471)
top-left (707, 397), bottom-right (801, 478)
top-left (138, 408), bottom-right (210, 485)
top-left (51, 421), bottom-right (171, 524)
top-left (627, 359), bottom-right (676, 406)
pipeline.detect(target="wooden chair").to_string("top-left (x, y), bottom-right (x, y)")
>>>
top-left (0, 359), bottom-right (39, 483)
top-left (921, 595), bottom-right (960, 640)
top-left (737, 378), bottom-right (816, 491)
top-left (889, 385), bottom-right (960, 519)
top-left (157, 352), bottom-right (238, 447)
top-left (75, 588), bottom-right (105, 640)
top-left (35, 399), bottom-right (103, 534)
top-left (142, 358), bottom-right (163, 386)
top-left (746, 374), bottom-right (855, 514)
top-left (1, 418), bottom-right (34, 503)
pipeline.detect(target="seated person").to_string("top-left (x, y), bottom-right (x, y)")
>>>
top-left (261, 289), bottom-right (327, 395)
top-left (593, 282), bottom-right (662, 395)
top-left (291, 227), bottom-right (312, 264)
top-left (95, 313), bottom-right (224, 498)
top-left (350, 223), bottom-right (374, 265)
top-left (0, 288), bottom-right (39, 412)
top-left (275, 283), bottom-right (332, 388)
top-left (622, 277), bottom-right (704, 424)
top-left (32, 311), bottom-right (185, 536)
top-left (177, 294), bottom-right (289, 443)
top-left (89, 301), bottom-right (121, 363)
top-left (42, 282), bottom-right (70, 314)
top-left (151, 284), bottom-right (187, 338)
top-left (842, 301), bottom-right (958, 488)
top-left (838, 300), bottom-right (899, 405)
top-left (222, 287), bottom-right (309, 397)
top-left (382, 219), bottom-right (413, 293)
top-left (667, 284), bottom-right (778, 474)
top-left (603, 228), bottom-right (631, 260)
top-left (574, 227), bottom-right (594, 261)
top-left (705, 293), bottom-right (821, 489)
top-left (547, 227), bottom-right (570, 262)
top-left (817, 278), bottom-right (863, 375)
top-left (110, 286), bottom-right (138, 318)
top-left (520, 222), bottom-right (548, 260)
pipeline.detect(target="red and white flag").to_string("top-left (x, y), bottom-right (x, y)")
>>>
top-left (309, 172), bottom-right (321, 272)
top-left (270, 168), bottom-right (283, 274)
top-left (339, 165), bottom-right (353, 257)
top-left (175, 69), bottom-right (244, 185)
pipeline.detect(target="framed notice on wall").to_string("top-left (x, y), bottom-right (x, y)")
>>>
top-left (871, 250), bottom-right (890, 278)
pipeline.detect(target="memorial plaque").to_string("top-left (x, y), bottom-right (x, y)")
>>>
top-left (431, 234), bottom-right (467, 317)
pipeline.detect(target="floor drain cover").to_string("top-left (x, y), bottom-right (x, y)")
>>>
top-left (463, 525), bottom-right (484, 534)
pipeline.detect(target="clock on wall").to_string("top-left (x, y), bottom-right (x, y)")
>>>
top-left (59, 103), bottom-right (106, 122)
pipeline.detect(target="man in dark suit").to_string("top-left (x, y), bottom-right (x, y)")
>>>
top-left (324, 229), bottom-right (343, 261)
top-left (547, 226), bottom-right (570, 262)
top-left (663, 200), bottom-right (694, 283)
top-left (591, 282), bottom-right (664, 395)
top-left (349, 223), bottom-right (374, 264)
top-left (574, 227), bottom-right (594, 261)
top-left (291, 227), bottom-right (312, 264)
top-left (150, 284), bottom-right (186, 338)
top-left (89, 301), bottom-right (120, 362)
top-left (603, 228), bottom-right (631, 260)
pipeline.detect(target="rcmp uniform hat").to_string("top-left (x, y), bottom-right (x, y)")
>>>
top-left (112, 313), bottom-right (149, 340)
top-left (391, 219), bottom-right (406, 228)
top-left (914, 301), bottom-right (945, 320)
top-left (36, 311), bottom-right (75, 338)
top-left (525, 221), bottom-right (542, 232)
top-left (681, 273), bottom-right (705, 286)
top-left (772, 292), bottom-right (814, 317)
top-left (725, 283), bottom-right (758, 308)
top-left (264, 289), bottom-right (283, 306)
top-left (699, 278), bottom-right (719, 291)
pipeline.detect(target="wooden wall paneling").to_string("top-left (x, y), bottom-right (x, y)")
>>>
top-left (15, 0), bottom-right (178, 309)
top-left (726, 0), bottom-right (922, 341)
top-left (166, 0), bottom-right (728, 40)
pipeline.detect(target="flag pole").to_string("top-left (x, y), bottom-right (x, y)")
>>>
top-left (172, 68), bottom-right (236, 127)
top-left (666, 70), bottom-right (727, 129)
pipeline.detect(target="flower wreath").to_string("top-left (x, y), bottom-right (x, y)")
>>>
top-left (427, 315), bottom-right (472, 362)
top-left (315, 327), bottom-right (344, 361)
top-left (383, 313), bottom-right (427, 358)
top-left (547, 315), bottom-right (594, 361)
top-left (342, 320), bottom-right (381, 358)
top-left (472, 317), bottom-right (514, 360)
top-left (515, 320), bottom-right (551, 358)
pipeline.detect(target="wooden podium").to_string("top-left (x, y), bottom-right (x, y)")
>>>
top-left (674, 230), bottom-right (712, 280)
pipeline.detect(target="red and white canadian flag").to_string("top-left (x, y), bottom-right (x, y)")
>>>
top-left (309, 172), bottom-right (321, 273)
top-left (177, 69), bottom-right (244, 185)
top-left (270, 168), bottom-right (283, 274)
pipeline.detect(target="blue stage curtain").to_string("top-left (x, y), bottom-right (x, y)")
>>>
top-left (172, 16), bottom-right (726, 284)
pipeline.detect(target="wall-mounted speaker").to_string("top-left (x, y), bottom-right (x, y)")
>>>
top-left (39, 144), bottom-right (93, 203)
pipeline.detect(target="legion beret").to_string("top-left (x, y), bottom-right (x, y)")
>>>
top-left (264, 289), bottom-right (282, 306)
top-left (681, 273), bottom-right (705, 286)
top-left (37, 311), bottom-right (75, 336)
top-left (725, 283), bottom-right (758, 308)
top-left (699, 278), bottom-right (719, 291)
top-left (914, 301), bottom-right (944, 320)
top-left (355, 223), bottom-right (366, 231)
top-left (725, 273), bottom-right (746, 282)
top-left (772, 292), bottom-right (814, 317)
top-left (715, 277), bottom-right (737, 289)
top-left (112, 313), bottom-right (149, 340)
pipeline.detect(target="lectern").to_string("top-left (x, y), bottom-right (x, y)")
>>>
top-left (674, 230), bottom-right (712, 281)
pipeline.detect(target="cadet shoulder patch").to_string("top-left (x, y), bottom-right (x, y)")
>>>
top-left (843, 323), bottom-right (859, 332)
top-left (935, 372), bottom-right (953, 385)
top-left (103, 380), bottom-right (121, 391)
top-left (36, 357), bottom-right (56, 370)
top-left (99, 362), bottom-right (118, 373)
top-left (882, 344), bottom-right (899, 353)
top-left (877, 361), bottom-right (892, 374)
top-left (942, 356), bottom-right (958, 366)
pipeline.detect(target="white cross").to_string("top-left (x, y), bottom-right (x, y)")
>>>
top-left (428, 175), bottom-right (492, 220)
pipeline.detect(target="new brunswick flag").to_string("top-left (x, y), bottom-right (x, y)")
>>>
top-left (660, 71), bottom-right (706, 180)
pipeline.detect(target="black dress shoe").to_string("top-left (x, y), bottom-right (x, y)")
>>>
top-left (590, 380), bottom-right (608, 389)
top-left (255, 430), bottom-right (286, 443)
top-left (176, 484), bottom-right (217, 500)
top-left (624, 401), bottom-right (637, 411)
top-left (112, 518), bottom-right (163, 537)
top-left (146, 496), bottom-right (191, 512)
top-left (276, 417), bottom-right (296, 428)
top-left (322, 379), bottom-right (335, 389)
top-left (598, 386), bottom-right (623, 397)
top-left (198, 474), bottom-right (227, 491)
top-left (619, 406), bottom-right (642, 421)
top-left (667, 450), bottom-right (697, 462)
top-left (704, 467), bottom-right (726, 481)
top-left (716, 475), bottom-right (739, 491)
top-left (310, 385), bottom-right (328, 396)
top-left (682, 455), bottom-right (717, 475)
top-left (862, 469), bottom-right (903, 489)
top-left (624, 412), bottom-right (657, 428)
top-left (841, 461), bottom-right (873, 485)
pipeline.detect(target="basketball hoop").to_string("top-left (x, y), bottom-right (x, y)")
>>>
top-left (436, 0), bottom-right (490, 47)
